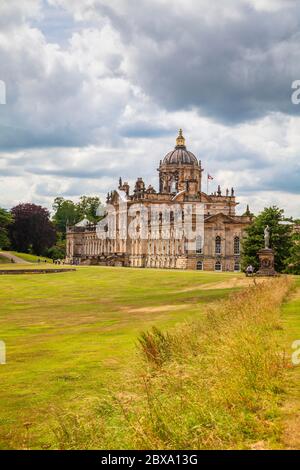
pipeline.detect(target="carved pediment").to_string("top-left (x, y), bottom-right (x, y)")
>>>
top-left (205, 213), bottom-right (236, 224)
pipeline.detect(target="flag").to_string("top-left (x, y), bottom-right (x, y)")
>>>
top-left (207, 174), bottom-right (214, 180)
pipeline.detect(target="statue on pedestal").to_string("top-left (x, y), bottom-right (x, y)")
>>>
top-left (257, 225), bottom-right (277, 276)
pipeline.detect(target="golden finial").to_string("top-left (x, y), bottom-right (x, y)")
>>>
top-left (176, 128), bottom-right (185, 147)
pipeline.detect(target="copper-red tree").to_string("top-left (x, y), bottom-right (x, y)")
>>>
top-left (10, 203), bottom-right (56, 255)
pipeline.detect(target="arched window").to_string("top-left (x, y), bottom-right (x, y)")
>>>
top-left (234, 236), bottom-right (240, 255)
top-left (215, 236), bottom-right (221, 254)
top-left (197, 260), bottom-right (203, 270)
top-left (215, 261), bottom-right (222, 271)
top-left (234, 261), bottom-right (240, 272)
top-left (196, 235), bottom-right (203, 254)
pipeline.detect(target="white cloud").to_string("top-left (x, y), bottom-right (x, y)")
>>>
top-left (0, 0), bottom-right (299, 219)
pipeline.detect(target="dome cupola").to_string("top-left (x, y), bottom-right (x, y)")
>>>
top-left (162, 129), bottom-right (198, 165)
top-left (158, 130), bottom-right (203, 194)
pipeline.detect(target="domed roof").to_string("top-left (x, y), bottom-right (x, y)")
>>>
top-left (162, 129), bottom-right (198, 166)
top-left (163, 148), bottom-right (198, 165)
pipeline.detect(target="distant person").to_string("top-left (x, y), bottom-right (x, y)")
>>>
top-left (38, 258), bottom-right (40, 263)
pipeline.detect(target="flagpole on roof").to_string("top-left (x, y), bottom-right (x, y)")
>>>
top-left (207, 173), bottom-right (214, 194)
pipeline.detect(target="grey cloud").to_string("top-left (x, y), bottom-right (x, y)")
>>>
top-left (95, 0), bottom-right (300, 124)
top-left (0, 167), bottom-right (23, 177)
top-left (201, 142), bottom-right (270, 170)
top-left (33, 1), bottom-right (79, 45)
top-left (257, 165), bottom-right (300, 194)
top-left (27, 166), bottom-right (122, 179)
top-left (34, 178), bottom-right (112, 197)
top-left (0, 13), bottom-right (130, 151)
top-left (0, 121), bottom-right (90, 150)
top-left (119, 121), bottom-right (173, 139)
top-left (0, 0), bottom-right (299, 218)
top-left (227, 162), bottom-right (300, 196)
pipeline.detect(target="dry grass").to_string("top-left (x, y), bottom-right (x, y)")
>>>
top-left (53, 276), bottom-right (293, 450)
top-left (279, 277), bottom-right (300, 449)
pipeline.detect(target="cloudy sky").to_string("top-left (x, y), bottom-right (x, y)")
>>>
top-left (0, 0), bottom-right (300, 216)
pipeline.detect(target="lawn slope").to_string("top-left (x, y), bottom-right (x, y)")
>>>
top-left (8, 251), bottom-right (52, 263)
top-left (280, 276), bottom-right (300, 449)
top-left (0, 267), bottom-right (241, 449)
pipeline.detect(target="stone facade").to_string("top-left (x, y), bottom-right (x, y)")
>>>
top-left (66, 131), bottom-right (252, 271)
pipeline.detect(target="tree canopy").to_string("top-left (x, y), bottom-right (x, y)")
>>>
top-left (52, 196), bottom-right (102, 237)
top-left (0, 208), bottom-right (12, 249)
top-left (9, 204), bottom-right (56, 255)
top-left (77, 196), bottom-right (102, 223)
top-left (285, 231), bottom-right (300, 274)
top-left (52, 197), bottom-right (80, 234)
top-left (241, 206), bottom-right (293, 272)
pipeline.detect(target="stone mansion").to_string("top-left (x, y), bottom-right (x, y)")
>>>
top-left (66, 130), bottom-right (252, 271)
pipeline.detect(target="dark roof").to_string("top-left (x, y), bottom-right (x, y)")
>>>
top-left (162, 146), bottom-right (198, 165)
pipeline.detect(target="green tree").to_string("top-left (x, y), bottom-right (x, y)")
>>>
top-left (0, 208), bottom-right (12, 249)
top-left (285, 231), bottom-right (300, 274)
top-left (46, 233), bottom-right (66, 260)
top-left (77, 196), bottom-right (102, 223)
top-left (52, 196), bottom-right (103, 239)
top-left (241, 206), bottom-right (293, 272)
top-left (10, 204), bottom-right (56, 255)
top-left (52, 197), bottom-right (80, 235)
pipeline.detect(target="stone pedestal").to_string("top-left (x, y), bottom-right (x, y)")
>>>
top-left (256, 248), bottom-right (277, 276)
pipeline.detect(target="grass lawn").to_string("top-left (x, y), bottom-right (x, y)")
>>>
top-left (0, 263), bottom-right (73, 271)
top-left (279, 276), bottom-right (300, 448)
top-left (9, 251), bottom-right (53, 263)
top-left (0, 266), bottom-right (243, 449)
